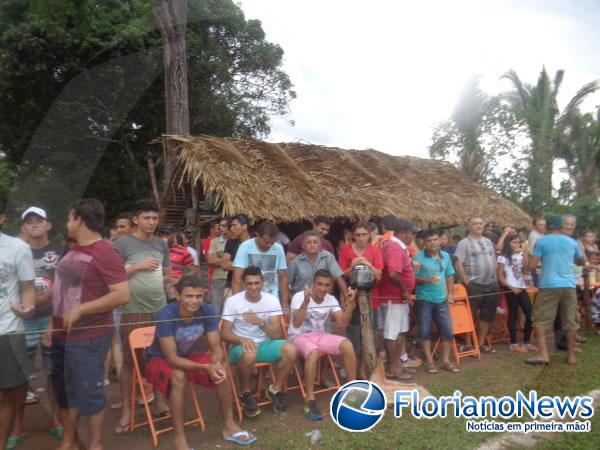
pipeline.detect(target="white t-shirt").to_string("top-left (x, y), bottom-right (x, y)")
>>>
top-left (222, 290), bottom-right (282, 343)
top-left (288, 291), bottom-right (341, 337)
top-left (497, 253), bottom-right (527, 289)
top-left (0, 233), bottom-right (36, 333)
top-left (187, 246), bottom-right (199, 266)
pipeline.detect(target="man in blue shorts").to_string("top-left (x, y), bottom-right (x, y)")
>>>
top-left (221, 266), bottom-right (297, 417)
top-left (50, 199), bottom-right (129, 450)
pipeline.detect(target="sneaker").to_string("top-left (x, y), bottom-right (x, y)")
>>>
top-left (240, 391), bottom-right (261, 418)
top-left (25, 390), bottom-right (39, 405)
top-left (304, 400), bottom-right (323, 421)
top-left (265, 384), bottom-right (287, 414)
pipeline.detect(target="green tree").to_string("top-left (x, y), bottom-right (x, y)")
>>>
top-left (430, 77), bottom-right (489, 182)
top-left (501, 67), bottom-right (599, 215)
top-left (0, 0), bottom-right (295, 225)
top-left (555, 108), bottom-right (600, 198)
top-left (430, 77), bottom-right (524, 184)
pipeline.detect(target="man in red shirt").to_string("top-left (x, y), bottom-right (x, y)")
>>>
top-left (379, 217), bottom-right (416, 381)
top-left (160, 226), bottom-right (196, 302)
top-left (49, 199), bottom-right (129, 450)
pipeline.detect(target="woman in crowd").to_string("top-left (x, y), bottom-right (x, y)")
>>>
top-left (497, 234), bottom-right (537, 353)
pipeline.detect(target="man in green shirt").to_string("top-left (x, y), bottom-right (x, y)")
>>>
top-left (112, 199), bottom-right (172, 434)
top-left (413, 229), bottom-right (459, 374)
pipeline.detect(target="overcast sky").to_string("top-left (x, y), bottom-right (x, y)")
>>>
top-left (238, 0), bottom-right (600, 158)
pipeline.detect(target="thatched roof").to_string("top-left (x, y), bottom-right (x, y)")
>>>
top-left (158, 135), bottom-right (531, 227)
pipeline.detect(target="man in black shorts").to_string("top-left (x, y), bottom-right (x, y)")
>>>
top-left (0, 199), bottom-right (37, 449)
top-left (455, 217), bottom-right (499, 354)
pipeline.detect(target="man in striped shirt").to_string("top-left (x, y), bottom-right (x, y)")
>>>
top-left (160, 225), bottom-right (196, 280)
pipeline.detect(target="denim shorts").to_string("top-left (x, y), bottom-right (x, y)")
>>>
top-left (415, 301), bottom-right (454, 341)
top-left (51, 332), bottom-right (113, 416)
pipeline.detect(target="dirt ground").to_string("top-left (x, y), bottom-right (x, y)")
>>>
top-left (17, 340), bottom-right (524, 450)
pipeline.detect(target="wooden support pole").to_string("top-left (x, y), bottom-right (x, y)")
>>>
top-left (146, 154), bottom-right (161, 208)
top-left (582, 268), bottom-right (593, 331)
top-left (358, 290), bottom-right (378, 379)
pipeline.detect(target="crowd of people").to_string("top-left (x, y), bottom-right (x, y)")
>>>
top-left (0, 196), bottom-right (597, 450)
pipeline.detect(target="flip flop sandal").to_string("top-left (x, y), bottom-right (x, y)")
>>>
top-left (386, 372), bottom-right (413, 381)
top-left (525, 358), bottom-right (549, 366)
top-left (48, 427), bottom-right (63, 439)
top-left (442, 363), bottom-right (460, 373)
top-left (424, 364), bottom-right (438, 374)
top-left (224, 430), bottom-right (257, 446)
top-left (114, 422), bottom-right (131, 435)
top-left (6, 436), bottom-right (24, 450)
top-left (152, 409), bottom-right (171, 418)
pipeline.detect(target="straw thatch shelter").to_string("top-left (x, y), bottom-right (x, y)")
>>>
top-left (155, 135), bottom-right (531, 228)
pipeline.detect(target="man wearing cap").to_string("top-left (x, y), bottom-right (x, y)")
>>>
top-left (12, 207), bottom-right (64, 440)
top-left (379, 218), bottom-right (416, 381)
top-left (526, 215), bottom-right (585, 366)
top-left (0, 198), bottom-right (36, 450)
top-left (455, 216), bottom-right (499, 354)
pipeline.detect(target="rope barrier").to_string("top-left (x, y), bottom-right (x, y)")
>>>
top-left (2, 288), bottom-right (528, 337)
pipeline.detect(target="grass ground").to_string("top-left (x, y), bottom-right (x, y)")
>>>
top-left (255, 331), bottom-right (600, 450)
top-left (22, 332), bottom-right (599, 449)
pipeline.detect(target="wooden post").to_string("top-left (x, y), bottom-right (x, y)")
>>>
top-left (582, 268), bottom-right (593, 331)
top-left (146, 153), bottom-right (161, 207)
top-left (358, 290), bottom-right (378, 379)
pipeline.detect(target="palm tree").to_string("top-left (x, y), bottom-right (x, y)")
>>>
top-left (501, 67), bottom-right (599, 214)
top-left (556, 108), bottom-right (600, 198)
top-left (430, 76), bottom-right (492, 183)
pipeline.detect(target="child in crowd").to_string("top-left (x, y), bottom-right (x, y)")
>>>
top-left (497, 234), bottom-right (537, 352)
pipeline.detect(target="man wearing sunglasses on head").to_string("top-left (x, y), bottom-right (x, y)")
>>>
top-left (455, 216), bottom-right (499, 354)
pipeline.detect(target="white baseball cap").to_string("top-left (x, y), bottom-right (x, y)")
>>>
top-left (21, 206), bottom-right (48, 221)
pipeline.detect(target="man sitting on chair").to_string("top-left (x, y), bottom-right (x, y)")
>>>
top-left (221, 266), bottom-right (297, 417)
top-left (289, 269), bottom-right (357, 421)
top-left (145, 276), bottom-right (256, 449)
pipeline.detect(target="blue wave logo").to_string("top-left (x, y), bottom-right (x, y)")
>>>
top-left (330, 380), bottom-right (386, 432)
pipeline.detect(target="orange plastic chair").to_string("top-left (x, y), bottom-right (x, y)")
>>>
top-left (129, 326), bottom-right (205, 448)
top-left (432, 284), bottom-right (481, 364)
top-left (219, 321), bottom-right (275, 422)
top-left (280, 316), bottom-right (341, 399)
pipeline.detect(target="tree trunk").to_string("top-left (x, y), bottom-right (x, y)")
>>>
top-left (528, 144), bottom-right (554, 216)
top-left (358, 291), bottom-right (378, 379)
top-left (583, 268), bottom-right (594, 331)
top-left (152, 0), bottom-right (190, 197)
